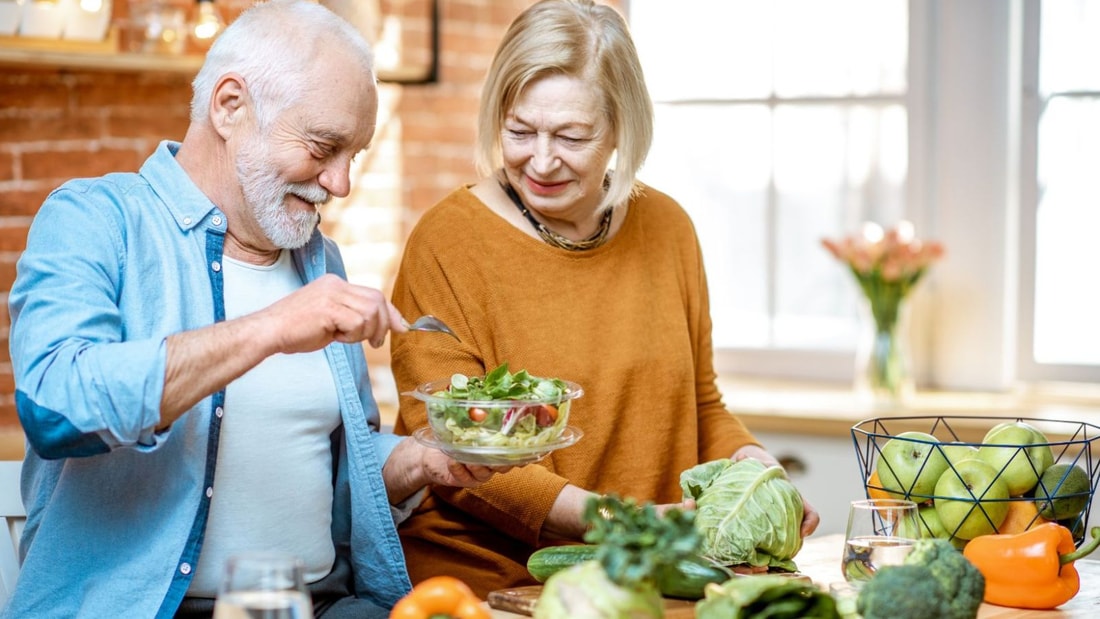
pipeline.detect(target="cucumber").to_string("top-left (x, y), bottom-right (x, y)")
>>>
top-left (527, 544), bottom-right (735, 600)
top-left (655, 556), bottom-right (736, 599)
top-left (528, 544), bottom-right (599, 582)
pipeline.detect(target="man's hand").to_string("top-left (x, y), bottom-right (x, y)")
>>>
top-left (260, 273), bottom-right (408, 353)
top-left (159, 274), bottom-right (410, 428)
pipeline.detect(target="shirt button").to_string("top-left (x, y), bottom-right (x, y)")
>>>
top-left (212, 216), bottom-right (223, 226)
top-left (183, 217), bottom-right (192, 225)
top-left (180, 563), bottom-right (192, 575)
top-left (206, 487), bottom-right (213, 498)
top-left (215, 406), bottom-right (224, 418)
top-left (211, 261), bottom-right (221, 272)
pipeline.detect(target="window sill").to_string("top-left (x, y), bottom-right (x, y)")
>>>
top-left (718, 376), bottom-right (1100, 442)
top-left (372, 367), bottom-right (1100, 441)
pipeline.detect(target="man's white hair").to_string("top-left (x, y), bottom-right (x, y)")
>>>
top-left (189, 0), bottom-right (376, 129)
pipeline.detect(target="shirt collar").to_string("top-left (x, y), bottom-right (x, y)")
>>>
top-left (140, 140), bottom-right (220, 232)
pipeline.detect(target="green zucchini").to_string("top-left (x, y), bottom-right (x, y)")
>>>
top-left (527, 544), bottom-right (736, 600)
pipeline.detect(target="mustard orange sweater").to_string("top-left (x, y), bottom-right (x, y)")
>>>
top-left (389, 183), bottom-right (759, 596)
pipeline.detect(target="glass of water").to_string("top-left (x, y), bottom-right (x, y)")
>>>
top-left (842, 498), bottom-right (920, 583)
top-left (213, 552), bottom-right (315, 619)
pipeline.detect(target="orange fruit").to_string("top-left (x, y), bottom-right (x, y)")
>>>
top-left (867, 471), bottom-right (900, 501)
top-left (997, 499), bottom-right (1043, 534)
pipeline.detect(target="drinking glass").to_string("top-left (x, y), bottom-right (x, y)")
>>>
top-left (213, 552), bottom-right (315, 619)
top-left (842, 498), bottom-right (919, 582)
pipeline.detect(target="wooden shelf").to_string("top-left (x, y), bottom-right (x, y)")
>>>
top-left (0, 47), bottom-right (203, 73)
top-left (0, 30), bottom-right (203, 74)
top-left (0, 32), bottom-right (433, 81)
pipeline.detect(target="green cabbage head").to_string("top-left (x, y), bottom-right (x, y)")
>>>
top-left (680, 458), bottom-right (804, 571)
top-left (533, 561), bottom-right (663, 619)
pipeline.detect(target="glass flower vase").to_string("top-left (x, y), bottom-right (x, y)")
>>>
top-left (854, 295), bottom-right (914, 409)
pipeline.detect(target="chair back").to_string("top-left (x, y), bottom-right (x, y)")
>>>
top-left (0, 460), bottom-right (25, 610)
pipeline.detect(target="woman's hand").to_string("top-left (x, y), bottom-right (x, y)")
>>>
top-left (655, 498), bottom-right (696, 518)
top-left (382, 437), bottom-right (512, 506)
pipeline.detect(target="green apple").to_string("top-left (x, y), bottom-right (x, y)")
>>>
top-left (976, 421), bottom-right (1054, 496)
top-left (876, 431), bottom-right (949, 500)
top-left (898, 504), bottom-right (949, 540)
top-left (939, 442), bottom-right (979, 467)
top-left (934, 458), bottom-right (1011, 539)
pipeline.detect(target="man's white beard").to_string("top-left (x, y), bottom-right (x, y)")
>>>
top-left (236, 134), bottom-right (330, 249)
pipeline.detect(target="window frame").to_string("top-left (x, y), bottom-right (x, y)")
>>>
top-left (1014, 0), bottom-right (1100, 384)
top-left (633, 0), bottom-right (1098, 391)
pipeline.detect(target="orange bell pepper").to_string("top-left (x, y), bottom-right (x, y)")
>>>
top-left (963, 522), bottom-right (1100, 610)
top-left (389, 575), bottom-right (491, 619)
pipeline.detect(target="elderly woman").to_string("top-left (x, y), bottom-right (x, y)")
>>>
top-left (390, 0), bottom-right (819, 595)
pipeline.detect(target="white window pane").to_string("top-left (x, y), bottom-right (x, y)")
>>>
top-left (1040, 0), bottom-right (1100, 93)
top-left (774, 105), bottom-right (907, 348)
top-left (632, 0), bottom-right (773, 100)
top-left (1033, 98), bottom-right (1100, 365)
top-left (631, 2), bottom-right (908, 361)
top-left (773, 0), bottom-right (907, 97)
top-left (641, 104), bottom-right (770, 348)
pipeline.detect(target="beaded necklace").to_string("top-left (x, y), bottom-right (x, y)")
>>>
top-left (499, 181), bottom-right (613, 251)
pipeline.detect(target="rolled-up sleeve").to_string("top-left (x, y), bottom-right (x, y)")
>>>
top-left (10, 186), bottom-right (173, 458)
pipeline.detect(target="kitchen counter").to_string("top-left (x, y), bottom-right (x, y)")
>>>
top-left (484, 533), bottom-right (1100, 618)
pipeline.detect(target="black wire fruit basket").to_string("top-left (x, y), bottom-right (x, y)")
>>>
top-left (851, 416), bottom-right (1100, 549)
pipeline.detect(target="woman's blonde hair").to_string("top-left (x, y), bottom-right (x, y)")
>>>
top-left (475, 0), bottom-right (653, 210)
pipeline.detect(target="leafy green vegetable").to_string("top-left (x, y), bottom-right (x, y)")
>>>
top-left (444, 362), bottom-right (568, 401)
top-left (582, 495), bottom-right (700, 590)
top-left (694, 574), bottom-right (840, 619)
top-left (533, 561), bottom-right (663, 619)
top-left (533, 495), bottom-right (699, 619)
top-left (680, 458), bottom-right (804, 571)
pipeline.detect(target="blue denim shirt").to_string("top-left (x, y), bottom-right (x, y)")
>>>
top-left (4, 141), bottom-right (411, 617)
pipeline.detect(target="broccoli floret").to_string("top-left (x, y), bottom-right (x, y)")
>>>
top-left (857, 564), bottom-right (950, 619)
top-left (905, 538), bottom-right (985, 619)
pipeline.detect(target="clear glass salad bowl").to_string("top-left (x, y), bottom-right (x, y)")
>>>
top-left (405, 368), bottom-right (584, 464)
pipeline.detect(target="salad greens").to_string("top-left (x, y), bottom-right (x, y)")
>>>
top-left (428, 363), bottom-right (574, 448)
top-left (446, 362), bottom-right (569, 401)
top-left (533, 495), bottom-right (698, 619)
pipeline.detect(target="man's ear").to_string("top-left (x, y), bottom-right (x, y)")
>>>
top-left (209, 73), bottom-right (249, 139)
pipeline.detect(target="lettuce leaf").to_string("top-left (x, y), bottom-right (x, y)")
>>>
top-left (680, 458), bottom-right (804, 571)
top-left (694, 574), bottom-right (839, 619)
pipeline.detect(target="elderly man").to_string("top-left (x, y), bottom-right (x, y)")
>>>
top-left (4, 2), bottom-right (490, 617)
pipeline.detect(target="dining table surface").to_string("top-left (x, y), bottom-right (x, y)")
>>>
top-left (482, 533), bottom-right (1100, 618)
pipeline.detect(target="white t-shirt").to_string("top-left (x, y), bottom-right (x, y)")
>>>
top-left (188, 250), bottom-right (342, 596)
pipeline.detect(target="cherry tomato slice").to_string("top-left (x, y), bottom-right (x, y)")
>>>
top-left (468, 407), bottom-right (488, 422)
top-left (534, 404), bottom-right (559, 427)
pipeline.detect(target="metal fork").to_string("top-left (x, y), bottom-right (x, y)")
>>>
top-left (402, 315), bottom-right (460, 340)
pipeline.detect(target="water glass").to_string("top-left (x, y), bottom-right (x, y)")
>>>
top-left (213, 552), bottom-right (315, 619)
top-left (842, 498), bottom-right (919, 582)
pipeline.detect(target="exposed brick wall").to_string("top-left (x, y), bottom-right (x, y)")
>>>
top-left (0, 0), bottom-right (620, 435)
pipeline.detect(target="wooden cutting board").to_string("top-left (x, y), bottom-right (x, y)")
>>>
top-left (487, 585), bottom-right (698, 618)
